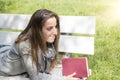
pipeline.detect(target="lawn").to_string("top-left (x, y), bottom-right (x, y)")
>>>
top-left (0, 0), bottom-right (120, 80)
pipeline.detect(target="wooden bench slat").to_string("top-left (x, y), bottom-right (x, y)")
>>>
top-left (0, 14), bottom-right (95, 34)
top-left (0, 32), bottom-right (20, 45)
top-left (0, 14), bottom-right (31, 30)
top-left (59, 35), bottom-right (94, 55)
top-left (60, 16), bottom-right (95, 34)
top-left (0, 32), bottom-right (94, 55)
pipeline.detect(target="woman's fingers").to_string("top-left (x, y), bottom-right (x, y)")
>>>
top-left (68, 72), bottom-right (76, 77)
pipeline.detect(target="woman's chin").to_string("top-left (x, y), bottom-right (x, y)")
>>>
top-left (47, 40), bottom-right (54, 43)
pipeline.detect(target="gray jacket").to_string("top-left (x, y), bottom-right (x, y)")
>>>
top-left (0, 40), bottom-right (66, 80)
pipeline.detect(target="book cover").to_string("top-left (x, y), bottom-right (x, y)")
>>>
top-left (62, 57), bottom-right (89, 78)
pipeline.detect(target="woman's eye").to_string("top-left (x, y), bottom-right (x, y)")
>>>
top-left (47, 27), bottom-right (53, 31)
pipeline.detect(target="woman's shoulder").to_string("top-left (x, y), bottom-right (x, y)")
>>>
top-left (19, 39), bottom-right (30, 48)
top-left (15, 39), bottom-right (31, 55)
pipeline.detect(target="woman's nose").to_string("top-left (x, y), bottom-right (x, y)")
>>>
top-left (52, 28), bottom-right (57, 35)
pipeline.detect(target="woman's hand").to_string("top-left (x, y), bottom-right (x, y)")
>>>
top-left (66, 72), bottom-right (81, 80)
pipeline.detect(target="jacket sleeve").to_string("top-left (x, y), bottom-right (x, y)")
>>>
top-left (16, 41), bottom-right (66, 80)
top-left (16, 40), bottom-right (39, 80)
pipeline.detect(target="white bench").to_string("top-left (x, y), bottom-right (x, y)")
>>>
top-left (0, 14), bottom-right (95, 80)
top-left (0, 14), bottom-right (95, 54)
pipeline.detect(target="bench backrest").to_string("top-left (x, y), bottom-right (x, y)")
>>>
top-left (0, 14), bottom-right (95, 55)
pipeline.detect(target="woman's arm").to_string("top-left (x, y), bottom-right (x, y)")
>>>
top-left (17, 41), bottom-right (39, 80)
top-left (17, 40), bottom-right (66, 80)
top-left (20, 49), bottom-right (66, 80)
top-left (16, 40), bottom-right (81, 80)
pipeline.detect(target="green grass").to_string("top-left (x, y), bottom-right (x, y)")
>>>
top-left (0, 0), bottom-right (120, 80)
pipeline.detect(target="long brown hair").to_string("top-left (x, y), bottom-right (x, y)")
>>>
top-left (15, 9), bottom-right (60, 71)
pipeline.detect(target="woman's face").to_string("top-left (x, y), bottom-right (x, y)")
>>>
top-left (42, 17), bottom-right (58, 43)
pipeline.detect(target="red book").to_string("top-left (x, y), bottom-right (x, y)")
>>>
top-left (62, 57), bottom-right (89, 78)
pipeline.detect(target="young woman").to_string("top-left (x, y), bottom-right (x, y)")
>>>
top-left (0, 9), bottom-right (81, 80)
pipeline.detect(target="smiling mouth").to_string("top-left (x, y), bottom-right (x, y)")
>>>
top-left (50, 35), bottom-right (56, 38)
